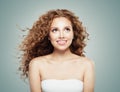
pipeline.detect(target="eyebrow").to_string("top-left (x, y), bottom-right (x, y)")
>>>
top-left (50, 26), bottom-right (72, 29)
top-left (64, 26), bottom-right (72, 28)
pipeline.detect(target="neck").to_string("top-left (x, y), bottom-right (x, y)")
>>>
top-left (51, 49), bottom-right (73, 61)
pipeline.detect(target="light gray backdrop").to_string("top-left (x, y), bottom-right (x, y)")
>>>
top-left (0, 0), bottom-right (120, 92)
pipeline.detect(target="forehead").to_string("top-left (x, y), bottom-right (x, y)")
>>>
top-left (51, 17), bottom-right (72, 27)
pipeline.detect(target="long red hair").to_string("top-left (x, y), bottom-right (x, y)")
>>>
top-left (18, 9), bottom-right (89, 78)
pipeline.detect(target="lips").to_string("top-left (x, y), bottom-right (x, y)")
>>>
top-left (57, 40), bottom-right (67, 45)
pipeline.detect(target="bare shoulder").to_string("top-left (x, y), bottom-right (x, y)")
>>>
top-left (79, 56), bottom-right (95, 69)
top-left (83, 57), bottom-right (95, 72)
top-left (29, 56), bottom-right (47, 69)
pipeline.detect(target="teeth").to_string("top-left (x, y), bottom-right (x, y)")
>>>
top-left (57, 40), bottom-right (66, 45)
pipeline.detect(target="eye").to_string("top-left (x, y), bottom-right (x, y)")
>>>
top-left (64, 27), bottom-right (71, 32)
top-left (51, 28), bottom-right (58, 33)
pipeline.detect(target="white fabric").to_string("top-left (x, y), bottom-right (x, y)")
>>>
top-left (41, 79), bottom-right (83, 92)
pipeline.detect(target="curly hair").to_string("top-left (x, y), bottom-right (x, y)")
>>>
top-left (18, 9), bottom-right (89, 79)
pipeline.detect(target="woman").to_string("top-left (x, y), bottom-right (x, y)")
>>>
top-left (19, 9), bottom-right (95, 92)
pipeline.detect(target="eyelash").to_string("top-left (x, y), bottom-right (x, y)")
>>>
top-left (51, 27), bottom-right (71, 32)
top-left (51, 28), bottom-right (58, 32)
top-left (65, 27), bottom-right (71, 32)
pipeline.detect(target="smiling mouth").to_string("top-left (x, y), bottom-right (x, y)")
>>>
top-left (57, 40), bottom-right (67, 45)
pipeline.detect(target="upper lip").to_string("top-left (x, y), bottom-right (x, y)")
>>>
top-left (56, 40), bottom-right (67, 42)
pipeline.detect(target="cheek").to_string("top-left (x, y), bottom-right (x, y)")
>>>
top-left (49, 33), bottom-right (57, 41)
top-left (68, 32), bottom-right (74, 40)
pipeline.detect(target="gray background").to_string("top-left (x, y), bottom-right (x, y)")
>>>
top-left (0, 0), bottom-right (120, 92)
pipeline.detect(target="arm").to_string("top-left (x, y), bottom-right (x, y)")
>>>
top-left (83, 59), bottom-right (95, 92)
top-left (28, 59), bottom-right (42, 92)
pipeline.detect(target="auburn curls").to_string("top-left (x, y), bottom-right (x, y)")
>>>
top-left (19, 9), bottom-right (89, 78)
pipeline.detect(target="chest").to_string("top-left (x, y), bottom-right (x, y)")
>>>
top-left (40, 61), bottom-right (84, 80)
top-left (47, 63), bottom-right (79, 73)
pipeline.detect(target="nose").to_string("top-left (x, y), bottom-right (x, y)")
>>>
top-left (59, 31), bottom-right (64, 38)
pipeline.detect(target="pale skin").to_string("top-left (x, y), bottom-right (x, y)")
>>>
top-left (28, 17), bottom-right (95, 92)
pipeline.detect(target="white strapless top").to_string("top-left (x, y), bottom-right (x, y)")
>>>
top-left (41, 79), bottom-right (83, 92)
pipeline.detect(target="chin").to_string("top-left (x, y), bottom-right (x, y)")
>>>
top-left (54, 46), bottom-right (70, 51)
top-left (52, 42), bottom-right (72, 51)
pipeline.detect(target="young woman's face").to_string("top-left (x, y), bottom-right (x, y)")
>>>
top-left (49, 17), bottom-right (74, 51)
